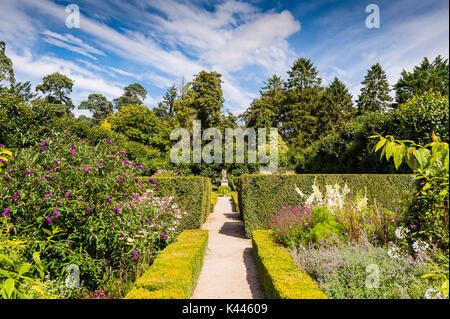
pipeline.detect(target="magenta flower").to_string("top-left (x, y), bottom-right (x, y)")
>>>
top-left (45, 193), bottom-right (51, 198)
top-left (95, 165), bottom-right (101, 169)
top-left (12, 193), bottom-right (19, 200)
top-left (67, 242), bottom-right (72, 246)
top-left (24, 171), bottom-right (33, 175)
top-left (132, 195), bottom-right (140, 201)
top-left (119, 151), bottom-right (127, 155)
top-left (137, 181), bottom-right (143, 187)
top-left (132, 250), bottom-right (137, 260)
top-left (161, 233), bottom-right (167, 239)
top-left (123, 160), bottom-right (131, 165)
top-left (54, 209), bottom-right (59, 218)
top-left (2, 207), bottom-right (10, 216)
top-left (86, 262), bottom-right (89, 265)
top-left (148, 178), bottom-right (157, 184)
top-left (46, 217), bottom-right (52, 223)
top-left (65, 191), bottom-right (72, 198)
top-left (115, 206), bottom-right (120, 213)
top-left (71, 150), bottom-right (76, 156)
top-left (41, 140), bottom-right (47, 148)
top-left (120, 232), bottom-right (124, 237)
top-left (82, 253), bottom-right (86, 258)
top-left (87, 206), bottom-right (91, 213)
top-left (106, 140), bottom-right (112, 144)
top-left (85, 166), bottom-right (90, 172)
top-left (145, 219), bottom-right (152, 226)
top-left (116, 178), bottom-right (123, 183)
top-left (107, 196), bottom-right (112, 202)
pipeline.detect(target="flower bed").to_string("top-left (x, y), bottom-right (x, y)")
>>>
top-left (125, 229), bottom-right (208, 299)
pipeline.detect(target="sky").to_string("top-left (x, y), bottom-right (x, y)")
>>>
top-left (0, 0), bottom-right (448, 117)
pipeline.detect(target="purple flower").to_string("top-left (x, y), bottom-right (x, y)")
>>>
top-left (115, 206), bottom-right (120, 213)
top-left (41, 140), bottom-right (47, 148)
top-left (420, 181), bottom-right (426, 186)
top-left (67, 242), bottom-right (72, 246)
top-left (54, 209), bottom-right (59, 218)
top-left (12, 193), bottom-right (19, 200)
top-left (46, 217), bottom-right (52, 223)
top-left (24, 171), bottom-right (33, 175)
top-left (137, 181), bottom-right (143, 187)
top-left (2, 207), bottom-right (10, 216)
top-left (45, 193), bottom-right (51, 198)
top-left (161, 233), bottom-right (167, 240)
top-left (86, 262), bottom-right (89, 265)
top-left (95, 165), bottom-right (101, 169)
top-left (132, 250), bottom-right (137, 260)
top-left (148, 178), bottom-right (157, 184)
top-left (116, 178), bottom-right (123, 183)
top-left (99, 160), bottom-right (103, 163)
top-left (51, 164), bottom-right (59, 169)
top-left (123, 160), bottom-right (131, 165)
top-left (145, 219), bottom-right (152, 226)
top-left (85, 166), bottom-right (90, 172)
top-left (106, 140), bottom-right (112, 145)
top-left (71, 150), bottom-right (76, 156)
top-left (71, 143), bottom-right (75, 150)
top-left (119, 151), bottom-right (127, 155)
top-left (107, 196), bottom-right (112, 202)
top-left (120, 232), bottom-right (124, 237)
top-left (132, 195), bottom-right (140, 201)
top-left (65, 191), bottom-right (72, 198)
top-left (82, 254), bottom-right (86, 258)
top-left (87, 206), bottom-right (91, 213)
top-left (411, 225), bottom-right (417, 230)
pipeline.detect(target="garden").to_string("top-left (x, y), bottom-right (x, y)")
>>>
top-left (1, 35), bottom-right (449, 300)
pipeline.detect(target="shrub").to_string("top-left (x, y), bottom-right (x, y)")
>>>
top-left (140, 176), bottom-right (212, 230)
top-left (291, 244), bottom-right (439, 299)
top-left (0, 133), bottom-right (182, 293)
top-left (238, 174), bottom-right (413, 238)
top-left (217, 185), bottom-right (231, 196)
top-left (125, 230), bottom-right (208, 299)
top-left (251, 230), bottom-right (327, 299)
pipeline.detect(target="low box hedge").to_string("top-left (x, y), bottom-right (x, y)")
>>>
top-left (252, 230), bottom-right (327, 299)
top-left (238, 174), bottom-right (413, 238)
top-left (125, 229), bottom-right (209, 299)
top-left (140, 176), bottom-right (211, 231)
top-left (230, 191), bottom-right (239, 213)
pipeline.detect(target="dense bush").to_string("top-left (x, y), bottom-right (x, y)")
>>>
top-left (140, 176), bottom-right (212, 230)
top-left (251, 230), bottom-right (327, 299)
top-left (291, 244), bottom-right (438, 299)
top-left (237, 174), bottom-right (413, 238)
top-left (125, 230), bottom-right (208, 299)
top-left (0, 133), bottom-right (185, 296)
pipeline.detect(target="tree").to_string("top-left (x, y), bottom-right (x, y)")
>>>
top-left (318, 77), bottom-right (356, 134)
top-left (0, 41), bottom-right (14, 85)
top-left (153, 85), bottom-right (177, 122)
top-left (35, 72), bottom-right (74, 114)
top-left (282, 58), bottom-right (323, 146)
top-left (8, 81), bottom-right (37, 102)
top-left (109, 104), bottom-right (170, 152)
top-left (241, 74), bottom-right (286, 129)
top-left (79, 93), bottom-right (113, 124)
top-left (394, 56), bottom-right (449, 106)
top-left (186, 71), bottom-right (224, 128)
top-left (356, 63), bottom-right (392, 113)
top-left (113, 83), bottom-right (147, 110)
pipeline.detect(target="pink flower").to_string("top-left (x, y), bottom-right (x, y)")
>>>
top-left (24, 171), bottom-right (33, 175)
top-left (106, 140), bottom-right (112, 144)
top-left (119, 151), bottom-right (127, 155)
top-left (65, 191), bottom-right (72, 198)
top-left (116, 178), bottom-right (123, 183)
top-left (54, 209), bottom-right (59, 218)
top-left (161, 233), bottom-right (167, 239)
top-left (12, 193), bottom-right (19, 200)
top-left (45, 193), bottom-right (51, 198)
top-left (87, 206), bottom-right (91, 213)
top-left (137, 181), bottom-right (143, 187)
top-left (46, 217), bottom-right (52, 223)
top-left (115, 206), bottom-right (120, 213)
top-left (107, 196), bottom-right (112, 202)
top-left (71, 150), bottom-right (76, 156)
top-left (85, 166), bottom-right (90, 172)
top-left (145, 219), bottom-right (152, 226)
top-left (2, 207), bottom-right (10, 216)
top-left (132, 250), bottom-right (137, 259)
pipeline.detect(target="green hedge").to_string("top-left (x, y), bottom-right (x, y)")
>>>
top-left (230, 191), bottom-right (239, 213)
top-left (125, 230), bottom-right (208, 299)
top-left (238, 174), bottom-right (413, 238)
top-left (141, 176), bottom-right (211, 231)
top-left (252, 230), bottom-right (327, 299)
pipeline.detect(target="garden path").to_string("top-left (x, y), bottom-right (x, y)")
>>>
top-left (191, 196), bottom-right (265, 299)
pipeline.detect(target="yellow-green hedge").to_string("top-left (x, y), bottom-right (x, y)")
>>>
top-left (230, 191), bottom-right (239, 213)
top-left (210, 191), bottom-right (219, 212)
top-left (125, 230), bottom-right (208, 299)
top-left (252, 230), bottom-right (327, 299)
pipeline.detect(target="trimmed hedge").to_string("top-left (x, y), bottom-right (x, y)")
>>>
top-left (230, 191), bottom-right (239, 213)
top-left (141, 176), bottom-right (211, 231)
top-left (238, 174), bottom-right (413, 238)
top-left (125, 230), bottom-right (208, 299)
top-left (211, 191), bottom-right (219, 213)
top-left (252, 230), bottom-right (327, 299)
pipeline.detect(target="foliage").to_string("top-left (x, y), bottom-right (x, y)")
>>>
top-left (291, 243), bottom-right (438, 299)
top-left (371, 133), bottom-right (449, 250)
top-left (153, 85), bottom-right (178, 123)
top-left (0, 133), bottom-right (185, 293)
top-left (0, 41), bottom-right (14, 85)
top-left (394, 56), bottom-right (449, 106)
top-left (251, 230), bottom-right (327, 299)
top-left (237, 174), bottom-right (412, 238)
top-left (79, 94), bottom-right (114, 125)
top-left (108, 104), bottom-right (170, 152)
top-left (356, 63), bottom-right (392, 113)
top-left (0, 146), bottom-right (12, 172)
top-left (113, 83), bottom-right (147, 111)
top-left (125, 230), bottom-right (208, 299)
top-left (217, 185), bottom-right (231, 196)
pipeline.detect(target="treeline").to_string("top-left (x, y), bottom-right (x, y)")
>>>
top-left (1, 39), bottom-right (449, 180)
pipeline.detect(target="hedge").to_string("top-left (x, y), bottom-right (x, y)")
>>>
top-left (125, 230), bottom-right (208, 299)
top-left (211, 191), bottom-right (219, 213)
top-left (230, 191), bottom-right (239, 213)
top-left (238, 174), bottom-right (413, 238)
top-left (140, 176), bottom-right (211, 231)
top-left (252, 230), bottom-right (327, 299)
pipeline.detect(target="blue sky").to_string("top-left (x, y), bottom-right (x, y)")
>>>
top-left (1, 0), bottom-right (448, 117)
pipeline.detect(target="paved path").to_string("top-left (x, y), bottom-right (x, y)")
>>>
top-left (191, 196), bottom-right (265, 299)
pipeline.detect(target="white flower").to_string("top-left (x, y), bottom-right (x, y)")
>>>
top-left (425, 288), bottom-right (446, 299)
top-left (127, 237), bottom-right (134, 243)
top-left (295, 186), bottom-right (305, 197)
top-left (387, 245), bottom-right (401, 258)
top-left (394, 226), bottom-right (410, 239)
top-left (412, 240), bottom-right (429, 254)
